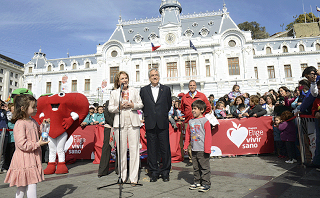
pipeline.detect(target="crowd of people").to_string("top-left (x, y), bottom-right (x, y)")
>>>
top-left (1, 66), bottom-right (320, 196)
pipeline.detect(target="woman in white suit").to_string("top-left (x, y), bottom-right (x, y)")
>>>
top-left (108, 71), bottom-right (143, 186)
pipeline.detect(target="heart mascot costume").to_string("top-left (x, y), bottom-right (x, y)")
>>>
top-left (34, 92), bottom-right (89, 174)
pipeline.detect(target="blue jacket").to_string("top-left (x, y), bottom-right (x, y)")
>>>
top-left (93, 113), bottom-right (105, 124)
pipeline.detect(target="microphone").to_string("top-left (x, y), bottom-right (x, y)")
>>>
top-left (120, 83), bottom-right (124, 90)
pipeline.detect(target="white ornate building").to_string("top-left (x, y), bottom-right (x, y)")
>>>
top-left (0, 54), bottom-right (24, 101)
top-left (24, 0), bottom-right (320, 104)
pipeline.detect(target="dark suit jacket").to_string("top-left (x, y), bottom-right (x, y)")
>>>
top-left (140, 83), bottom-right (171, 130)
top-left (104, 100), bottom-right (115, 127)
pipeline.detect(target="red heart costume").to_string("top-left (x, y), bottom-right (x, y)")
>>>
top-left (34, 92), bottom-right (89, 174)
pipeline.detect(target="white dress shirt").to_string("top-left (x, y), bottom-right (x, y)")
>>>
top-left (151, 83), bottom-right (160, 102)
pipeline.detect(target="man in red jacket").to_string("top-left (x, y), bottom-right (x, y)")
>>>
top-left (181, 80), bottom-right (211, 166)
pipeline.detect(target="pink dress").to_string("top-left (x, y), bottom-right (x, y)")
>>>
top-left (4, 119), bottom-right (44, 187)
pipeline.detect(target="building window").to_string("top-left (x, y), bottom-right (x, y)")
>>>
top-left (47, 65), bottom-right (52, 72)
top-left (84, 79), bottom-right (90, 91)
top-left (316, 43), bottom-right (320, 51)
top-left (72, 80), bottom-right (77, 92)
top-left (10, 72), bottom-right (13, 77)
top-left (167, 62), bottom-right (178, 80)
top-left (266, 47), bottom-right (272, 54)
top-left (111, 50), bottom-right (118, 57)
top-left (60, 64), bottom-right (64, 70)
top-left (0, 86), bottom-right (2, 91)
top-left (10, 80), bottom-right (13, 85)
top-left (148, 63), bottom-right (159, 70)
top-left (0, 77), bottom-right (3, 83)
top-left (252, 49), bottom-right (255, 55)
top-left (15, 74), bottom-right (18, 78)
top-left (27, 83), bottom-right (32, 91)
top-left (282, 46), bottom-right (288, 53)
top-left (136, 65), bottom-right (140, 82)
top-left (228, 57), bottom-right (240, 75)
top-left (9, 88), bottom-right (12, 93)
top-left (15, 82), bottom-right (18, 87)
top-left (301, 63), bottom-right (308, 73)
top-left (284, 64), bottom-right (292, 78)
top-left (59, 81), bottom-right (62, 92)
top-left (299, 44), bottom-right (305, 52)
top-left (228, 40), bottom-right (236, 47)
top-left (85, 62), bottom-right (90, 68)
top-left (267, 66), bottom-right (275, 79)
top-left (46, 82), bottom-right (51, 93)
top-left (205, 59), bottom-right (210, 77)
top-left (185, 60), bottom-right (197, 76)
top-left (0, 69), bottom-right (3, 74)
top-left (318, 63), bottom-right (320, 71)
top-left (28, 67), bottom-right (32, 73)
top-left (72, 63), bottom-right (77, 69)
top-left (254, 67), bottom-right (258, 79)
top-left (110, 67), bottom-right (119, 84)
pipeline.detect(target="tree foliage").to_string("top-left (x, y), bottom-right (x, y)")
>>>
top-left (238, 21), bottom-right (269, 39)
top-left (286, 12), bottom-right (320, 30)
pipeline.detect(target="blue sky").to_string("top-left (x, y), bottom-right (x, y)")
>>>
top-left (0, 0), bottom-right (319, 64)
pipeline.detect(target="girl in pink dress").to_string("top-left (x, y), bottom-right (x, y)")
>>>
top-left (4, 94), bottom-right (49, 198)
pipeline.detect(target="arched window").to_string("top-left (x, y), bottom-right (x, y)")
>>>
top-left (85, 62), bottom-right (90, 68)
top-left (282, 46), bottom-right (288, 53)
top-left (266, 47), bottom-right (272, 54)
top-left (72, 63), bottom-right (77, 69)
top-left (60, 64), bottom-right (64, 70)
top-left (299, 44), bottom-right (305, 52)
top-left (47, 65), bottom-right (52, 72)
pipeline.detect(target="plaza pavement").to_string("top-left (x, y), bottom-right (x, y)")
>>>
top-left (0, 154), bottom-right (319, 198)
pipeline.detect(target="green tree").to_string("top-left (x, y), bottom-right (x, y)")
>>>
top-left (286, 12), bottom-right (320, 30)
top-left (238, 21), bottom-right (269, 39)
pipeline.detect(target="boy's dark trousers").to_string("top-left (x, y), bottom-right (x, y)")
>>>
top-left (192, 151), bottom-right (211, 186)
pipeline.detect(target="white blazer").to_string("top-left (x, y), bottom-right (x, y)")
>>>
top-left (108, 87), bottom-right (143, 128)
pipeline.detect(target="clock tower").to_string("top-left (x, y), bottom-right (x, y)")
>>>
top-left (159, 0), bottom-right (182, 45)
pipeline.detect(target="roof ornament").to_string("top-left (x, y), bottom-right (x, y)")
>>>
top-left (118, 12), bottom-right (122, 24)
top-left (222, 1), bottom-right (227, 13)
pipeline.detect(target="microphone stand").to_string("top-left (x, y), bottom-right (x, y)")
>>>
top-left (97, 83), bottom-right (142, 197)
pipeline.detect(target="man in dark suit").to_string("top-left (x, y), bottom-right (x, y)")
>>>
top-left (140, 68), bottom-right (172, 182)
top-left (98, 100), bottom-right (117, 177)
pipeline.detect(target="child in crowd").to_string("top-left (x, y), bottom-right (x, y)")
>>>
top-left (273, 116), bottom-right (287, 158)
top-left (169, 100), bottom-right (184, 129)
top-left (81, 105), bottom-right (95, 126)
top-left (228, 85), bottom-right (242, 103)
top-left (278, 111), bottom-right (297, 163)
top-left (4, 94), bottom-right (49, 198)
top-left (3, 103), bottom-right (16, 172)
top-left (215, 101), bottom-right (227, 119)
top-left (184, 100), bottom-right (212, 192)
top-left (93, 106), bottom-right (105, 125)
top-left (242, 95), bottom-right (267, 117)
top-left (233, 103), bottom-right (249, 118)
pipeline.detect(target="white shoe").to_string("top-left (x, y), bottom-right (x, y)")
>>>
top-left (292, 159), bottom-right (297, 163)
top-left (285, 160), bottom-right (294, 164)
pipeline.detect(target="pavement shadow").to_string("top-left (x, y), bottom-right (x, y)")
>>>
top-left (66, 159), bottom-right (94, 171)
top-left (41, 184), bottom-right (77, 198)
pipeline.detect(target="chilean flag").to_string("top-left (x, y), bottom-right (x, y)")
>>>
top-left (317, 6), bottom-right (320, 12)
top-left (151, 43), bottom-right (160, 51)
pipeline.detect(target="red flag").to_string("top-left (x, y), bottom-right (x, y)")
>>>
top-left (151, 43), bottom-right (160, 51)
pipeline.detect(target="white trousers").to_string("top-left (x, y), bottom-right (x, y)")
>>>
top-left (48, 132), bottom-right (68, 162)
top-left (114, 125), bottom-right (140, 183)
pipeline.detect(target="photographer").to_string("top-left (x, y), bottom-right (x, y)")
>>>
top-left (0, 100), bottom-right (8, 173)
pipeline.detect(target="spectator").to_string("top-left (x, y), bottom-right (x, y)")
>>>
top-left (80, 105), bottom-right (95, 126)
top-left (93, 106), bottom-right (105, 125)
top-left (273, 116), bottom-right (286, 158)
top-left (0, 100), bottom-right (8, 173)
top-left (208, 94), bottom-right (215, 106)
top-left (230, 96), bottom-right (245, 116)
top-left (215, 101), bottom-right (227, 119)
top-left (243, 93), bottom-right (250, 106)
top-left (233, 103), bottom-right (249, 118)
top-left (227, 85), bottom-right (242, 103)
top-left (265, 94), bottom-right (275, 116)
top-left (168, 100), bottom-right (184, 129)
top-left (278, 111), bottom-right (297, 164)
top-left (242, 95), bottom-right (267, 117)
top-left (3, 103), bottom-right (15, 172)
top-left (259, 96), bottom-right (267, 109)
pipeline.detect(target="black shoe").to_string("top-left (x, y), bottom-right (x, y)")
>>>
top-left (150, 176), bottom-right (158, 182)
top-left (162, 176), bottom-right (169, 182)
top-left (186, 161), bottom-right (193, 166)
